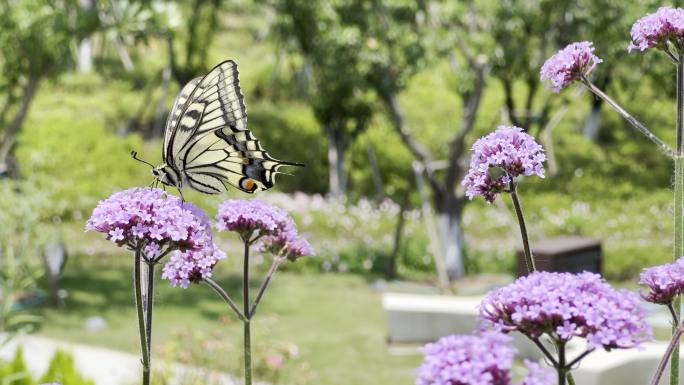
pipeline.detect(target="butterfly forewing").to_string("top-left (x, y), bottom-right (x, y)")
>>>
top-left (163, 77), bottom-right (202, 162)
top-left (163, 60), bottom-right (301, 194)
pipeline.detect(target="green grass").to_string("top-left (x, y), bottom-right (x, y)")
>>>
top-left (35, 255), bottom-right (421, 385)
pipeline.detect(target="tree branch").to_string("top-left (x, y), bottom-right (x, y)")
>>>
top-left (0, 75), bottom-right (39, 171)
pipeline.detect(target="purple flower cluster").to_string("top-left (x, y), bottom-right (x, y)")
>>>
top-left (216, 199), bottom-right (290, 238)
top-left (639, 257), bottom-right (684, 304)
top-left (520, 361), bottom-right (556, 385)
top-left (218, 199), bottom-right (314, 260)
top-left (86, 188), bottom-right (213, 259)
top-left (629, 7), bottom-right (684, 52)
top-left (462, 126), bottom-right (545, 203)
top-left (416, 332), bottom-right (554, 385)
top-left (161, 247), bottom-right (227, 288)
top-left (256, 217), bottom-right (314, 261)
top-left (540, 41), bottom-right (602, 92)
top-left (416, 332), bottom-right (514, 385)
top-left (480, 271), bottom-right (651, 351)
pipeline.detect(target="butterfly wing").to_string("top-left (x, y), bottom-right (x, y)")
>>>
top-left (163, 77), bottom-right (202, 162)
top-left (165, 60), bottom-right (301, 194)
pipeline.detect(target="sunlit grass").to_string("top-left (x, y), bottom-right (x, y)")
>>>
top-left (36, 255), bottom-right (421, 385)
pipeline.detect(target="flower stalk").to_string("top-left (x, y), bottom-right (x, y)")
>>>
top-left (242, 239), bottom-right (253, 385)
top-left (509, 181), bottom-right (535, 273)
top-left (672, 53), bottom-right (684, 385)
top-left (134, 250), bottom-right (151, 385)
top-left (580, 76), bottom-right (674, 157)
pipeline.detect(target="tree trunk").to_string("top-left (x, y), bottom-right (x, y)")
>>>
top-left (77, 0), bottom-right (94, 72)
top-left (582, 99), bottom-right (603, 140)
top-left (0, 75), bottom-right (39, 175)
top-left (435, 195), bottom-right (465, 279)
top-left (152, 66), bottom-right (172, 138)
top-left (326, 124), bottom-right (346, 198)
top-left (77, 38), bottom-right (93, 73)
top-left (366, 142), bottom-right (384, 201)
top-left (116, 36), bottom-right (134, 72)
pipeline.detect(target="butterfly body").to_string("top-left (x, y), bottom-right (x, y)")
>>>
top-left (147, 60), bottom-right (301, 194)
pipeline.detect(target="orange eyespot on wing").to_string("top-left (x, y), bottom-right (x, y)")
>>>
top-left (240, 178), bottom-right (257, 192)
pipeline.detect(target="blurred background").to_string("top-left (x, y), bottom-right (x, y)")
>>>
top-left (0, 0), bottom-right (682, 384)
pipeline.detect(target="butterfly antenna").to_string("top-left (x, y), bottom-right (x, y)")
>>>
top-left (131, 151), bottom-right (156, 168)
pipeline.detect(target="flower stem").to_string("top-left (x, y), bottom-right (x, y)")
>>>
top-left (528, 336), bottom-right (558, 367)
top-left (203, 277), bottom-right (247, 322)
top-left (509, 181), bottom-right (536, 273)
top-left (242, 240), bottom-right (253, 385)
top-left (134, 251), bottom-right (150, 385)
top-left (652, 323), bottom-right (684, 385)
top-left (671, 54), bottom-right (684, 385)
top-left (249, 258), bottom-right (282, 318)
top-left (580, 77), bottom-right (674, 157)
top-left (144, 262), bottom-right (155, 366)
top-left (557, 341), bottom-right (567, 385)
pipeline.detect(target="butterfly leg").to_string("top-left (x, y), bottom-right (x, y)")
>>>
top-left (177, 187), bottom-right (186, 204)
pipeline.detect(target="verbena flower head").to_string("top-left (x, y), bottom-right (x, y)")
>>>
top-left (415, 332), bottom-right (555, 385)
top-left (86, 188), bottom-right (214, 260)
top-left (520, 361), bottom-right (555, 385)
top-left (639, 257), bottom-right (684, 304)
top-left (257, 216), bottom-right (315, 261)
top-left (216, 199), bottom-right (290, 239)
top-left (480, 271), bottom-right (651, 351)
top-left (462, 126), bottom-right (545, 203)
top-left (540, 41), bottom-right (602, 92)
top-left (629, 7), bottom-right (684, 53)
top-left (161, 246), bottom-right (226, 288)
top-left (416, 332), bottom-right (515, 385)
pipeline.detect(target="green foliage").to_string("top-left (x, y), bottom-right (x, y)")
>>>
top-left (38, 351), bottom-right (94, 385)
top-left (0, 348), bottom-right (32, 385)
top-left (0, 349), bottom-right (94, 385)
top-left (0, 182), bottom-right (48, 341)
top-left (0, 0), bottom-right (75, 84)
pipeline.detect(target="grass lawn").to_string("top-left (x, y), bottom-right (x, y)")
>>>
top-left (34, 254), bottom-right (421, 385)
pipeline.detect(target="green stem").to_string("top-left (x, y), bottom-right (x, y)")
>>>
top-left (653, 323), bottom-right (684, 385)
top-left (672, 54), bottom-right (684, 385)
top-left (557, 341), bottom-right (567, 385)
top-left (203, 277), bottom-right (247, 322)
top-left (581, 77), bottom-right (674, 157)
top-left (249, 258), bottom-right (282, 318)
top-left (134, 251), bottom-right (150, 385)
top-left (242, 240), bottom-right (253, 385)
top-left (144, 262), bottom-right (155, 372)
top-left (509, 181), bottom-right (536, 273)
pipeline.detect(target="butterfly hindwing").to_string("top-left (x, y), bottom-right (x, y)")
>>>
top-left (163, 60), bottom-right (301, 194)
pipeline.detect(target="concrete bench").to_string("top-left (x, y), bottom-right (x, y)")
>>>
top-left (382, 292), bottom-right (546, 358)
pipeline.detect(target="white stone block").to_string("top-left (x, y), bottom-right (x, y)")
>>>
top-left (382, 292), bottom-right (547, 359)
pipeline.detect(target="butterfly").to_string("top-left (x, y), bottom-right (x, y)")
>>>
top-left (133, 60), bottom-right (302, 195)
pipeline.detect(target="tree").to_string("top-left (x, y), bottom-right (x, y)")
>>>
top-left (272, 0), bottom-right (374, 198)
top-left (167, 0), bottom-right (224, 86)
top-left (0, 0), bottom-right (77, 176)
top-left (361, 0), bottom-right (497, 280)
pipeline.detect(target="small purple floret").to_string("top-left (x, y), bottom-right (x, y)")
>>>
top-left (480, 271), bottom-right (652, 351)
top-left (461, 126), bottom-right (545, 203)
top-left (629, 7), bottom-right (684, 52)
top-left (639, 257), bottom-right (684, 304)
top-left (540, 41), bottom-right (602, 92)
